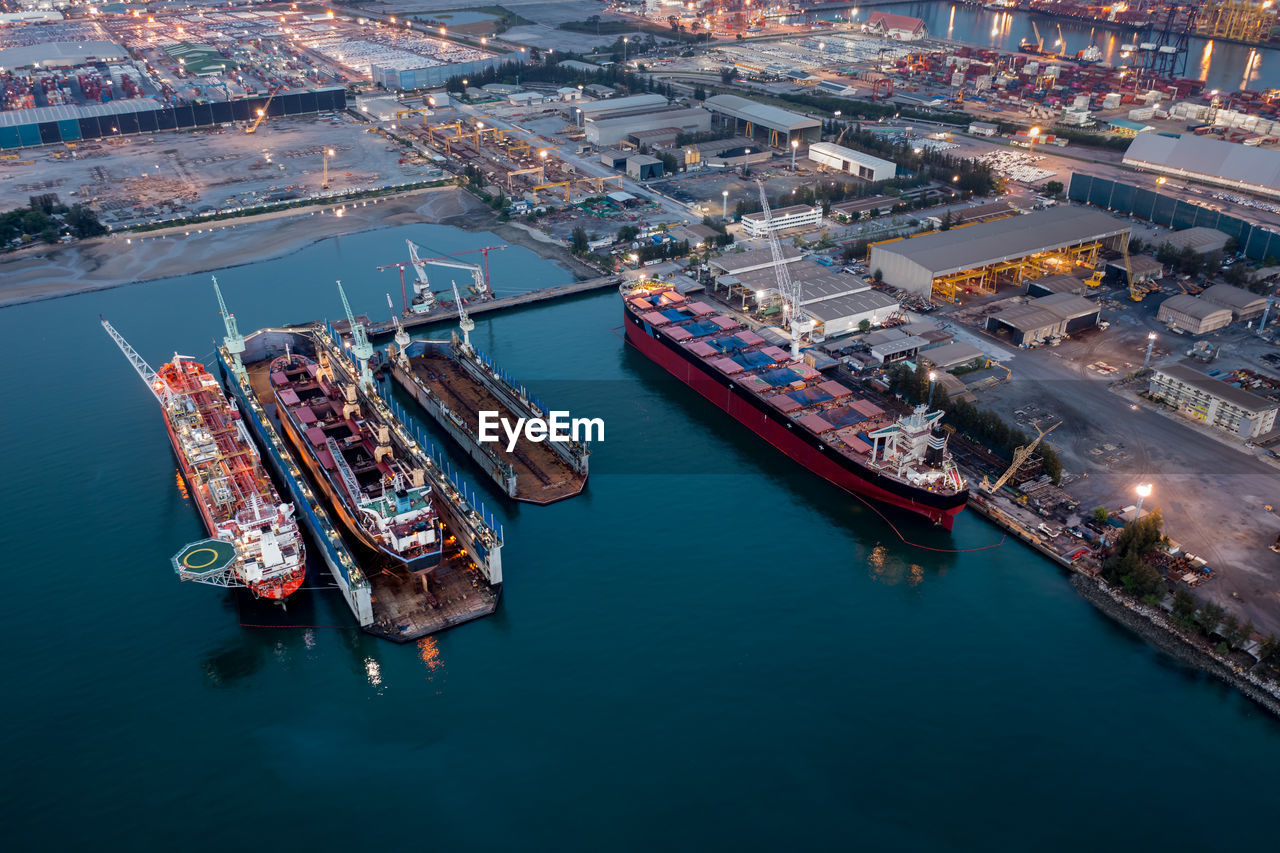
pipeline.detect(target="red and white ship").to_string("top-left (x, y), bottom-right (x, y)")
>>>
top-left (103, 318), bottom-right (306, 600)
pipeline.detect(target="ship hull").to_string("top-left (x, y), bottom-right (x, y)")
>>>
top-left (624, 309), bottom-right (966, 529)
top-left (274, 394), bottom-right (442, 573)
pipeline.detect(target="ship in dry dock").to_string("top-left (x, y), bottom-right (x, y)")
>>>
top-left (385, 292), bottom-right (589, 505)
top-left (621, 282), bottom-right (968, 528)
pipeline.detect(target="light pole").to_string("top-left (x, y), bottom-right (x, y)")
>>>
top-left (1135, 483), bottom-right (1152, 520)
top-left (322, 147), bottom-right (334, 189)
top-left (790, 138), bottom-right (799, 170)
top-left (1143, 331), bottom-right (1156, 370)
top-left (722, 190), bottom-right (729, 219)
top-left (928, 370), bottom-right (937, 407)
top-left (623, 37), bottom-right (629, 63)
top-left (1028, 126), bottom-right (1041, 155)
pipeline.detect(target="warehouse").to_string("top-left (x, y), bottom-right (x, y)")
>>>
top-left (1157, 294), bottom-right (1233, 334)
top-left (925, 200), bottom-right (1019, 230)
top-left (830, 195), bottom-right (897, 221)
top-left (984, 293), bottom-right (1099, 344)
top-left (868, 206), bottom-right (1128, 301)
top-left (1149, 363), bottom-right (1279, 438)
top-left (704, 94), bottom-right (821, 148)
top-left (804, 290), bottom-right (900, 337)
top-left (920, 342), bottom-right (987, 370)
top-left (1199, 283), bottom-right (1268, 321)
top-left (1104, 253), bottom-right (1165, 284)
top-left (1122, 134), bottom-right (1280, 200)
top-left (725, 268), bottom-right (862, 302)
top-left (1156, 227), bottom-right (1230, 256)
top-left (710, 246), bottom-right (804, 278)
top-left (740, 204), bottom-right (822, 238)
top-left (626, 154), bottom-right (663, 181)
top-left (1026, 274), bottom-right (1087, 297)
top-left (807, 142), bottom-right (896, 181)
top-left (585, 107), bottom-right (710, 146)
top-left (576, 93), bottom-right (668, 124)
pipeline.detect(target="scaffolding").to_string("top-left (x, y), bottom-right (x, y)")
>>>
top-left (1195, 1), bottom-right (1276, 43)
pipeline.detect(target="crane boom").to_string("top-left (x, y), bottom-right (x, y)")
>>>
top-left (756, 179), bottom-right (811, 358)
top-left (336, 280), bottom-right (375, 388)
top-left (211, 275), bottom-right (246, 376)
top-left (101, 317), bottom-right (164, 403)
top-left (451, 280), bottom-right (475, 352)
top-left (981, 421), bottom-right (1060, 494)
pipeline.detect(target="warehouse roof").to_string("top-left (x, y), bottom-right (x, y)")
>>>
top-left (1200, 283), bottom-right (1267, 311)
top-left (578, 93), bottom-right (668, 119)
top-left (1124, 134), bottom-right (1280, 193)
top-left (872, 206), bottom-right (1127, 277)
top-left (0, 41), bottom-right (126, 68)
top-left (1159, 294), bottom-right (1232, 320)
top-left (1157, 227), bottom-right (1229, 254)
top-left (704, 94), bottom-right (821, 133)
top-left (920, 342), bottom-right (985, 369)
top-left (0, 96), bottom-right (164, 128)
top-left (1037, 292), bottom-right (1099, 321)
top-left (803, 289), bottom-right (898, 321)
top-left (808, 141), bottom-right (895, 171)
top-left (1157, 363), bottom-right (1279, 412)
top-left (728, 268), bottom-right (866, 301)
top-left (990, 302), bottom-right (1062, 332)
top-left (1028, 274), bottom-right (1086, 295)
top-left (711, 246), bottom-right (804, 276)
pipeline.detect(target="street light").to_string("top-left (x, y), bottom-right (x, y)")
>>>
top-left (722, 189), bottom-right (729, 218)
top-left (1028, 126), bottom-right (1041, 155)
top-left (1144, 331), bottom-right (1157, 369)
top-left (1135, 483), bottom-right (1153, 519)
top-left (323, 147), bottom-right (335, 189)
top-left (623, 37), bottom-right (629, 63)
top-left (790, 138), bottom-right (799, 170)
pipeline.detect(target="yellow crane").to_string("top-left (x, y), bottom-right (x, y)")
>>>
top-left (1084, 269), bottom-right (1104, 288)
top-left (531, 181), bottom-right (572, 204)
top-left (981, 421), bottom-right (1060, 494)
top-left (576, 175), bottom-right (624, 194)
top-left (506, 165), bottom-right (545, 191)
top-left (1121, 233), bottom-right (1147, 302)
top-left (245, 87), bottom-right (280, 134)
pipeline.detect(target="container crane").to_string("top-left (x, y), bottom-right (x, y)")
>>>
top-left (336, 280), bottom-right (375, 389)
top-left (450, 281), bottom-right (475, 354)
top-left (212, 275), bottom-right (245, 378)
top-left (757, 179), bottom-right (812, 359)
top-left (980, 421), bottom-right (1060, 494)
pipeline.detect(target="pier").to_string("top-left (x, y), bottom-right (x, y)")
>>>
top-left (367, 274), bottom-right (623, 339)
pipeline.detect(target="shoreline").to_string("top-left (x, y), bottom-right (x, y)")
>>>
top-left (0, 186), bottom-right (596, 310)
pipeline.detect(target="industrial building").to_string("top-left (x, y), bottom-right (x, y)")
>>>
top-left (740, 204), bottom-right (822, 239)
top-left (805, 290), bottom-right (900, 337)
top-left (704, 94), bottom-right (821, 148)
top-left (1149, 363), bottom-right (1279, 438)
top-left (1157, 294), bottom-right (1234, 334)
top-left (626, 154), bottom-right (663, 181)
top-left (984, 293), bottom-right (1100, 345)
top-left (920, 342), bottom-right (987, 370)
top-left (1026, 274), bottom-right (1087, 297)
top-left (862, 12), bottom-right (928, 40)
top-left (585, 107), bottom-right (710, 146)
top-left (710, 246), bottom-right (804, 278)
top-left (807, 142), bottom-right (896, 182)
top-left (861, 328), bottom-right (927, 364)
top-left (1122, 134), bottom-right (1280, 200)
top-left (576, 93), bottom-right (668, 124)
top-left (1156, 226), bottom-right (1230, 256)
top-left (925, 201), bottom-right (1019, 230)
top-left (1200, 283), bottom-right (1268, 321)
top-left (868, 206), bottom-right (1128, 301)
top-left (830, 195), bottom-right (897, 221)
top-left (1104, 253), bottom-right (1165, 284)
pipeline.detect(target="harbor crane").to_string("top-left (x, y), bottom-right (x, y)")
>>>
top-left (377, 241), bottom-right (506, 313)
top-left (386, 293), bottom-right (410, 360)
top-left (451, 280), bottom-right (475, 354)
top-left (336, 280), bottom-right (375, 390)
top-left (757, 179), bottom-right (812, 359)
top-left (101, 317), bottom-right (164, 403)
top-left (980, 421), bottom-right (1060, 494)
top-left (212, 275), bottom-right (245, 378)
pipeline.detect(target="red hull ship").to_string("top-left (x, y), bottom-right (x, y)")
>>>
top-left (621, 285), bottom-right (968, 528)
top-left (104, 319), bottom-right (306, 600)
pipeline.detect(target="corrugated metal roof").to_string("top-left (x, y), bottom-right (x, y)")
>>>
top-left (1200, 284), bottom-right (1267, 311)
top-left (1157, 362), bottom-right (1278, 412)
top-left (807, 290), bottom-right (899, 322)
top-left (1124, 134), bottom-right (1280, 191)
top-left (873, 206), bottom-right (1127, 277)
top-left (1158, 294), bottom-right (1232, 320)
top-left (809, 142), bottom-right (895, 172)
top-left (704, 94), bottom-right (821, 133)
top-left (0, 97), bottom-right (163, 128)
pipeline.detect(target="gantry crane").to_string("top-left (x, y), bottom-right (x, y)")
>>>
top-left (212, 275), bottom-right (245, 378)
top-left (336, 280), bottom-right (375, 389)
top-left (757, 179), bottom-right (812, 359)
top-left (980, 421), bottom-right (1060, 494)
top-left (576, 175), bottom-right (624, 194)
top-left (101, 316), bottom-right (164, 404)
top-left (532, 181), bottom-right (571, 203)
top-left (506, 165), bottom-right (545, 192)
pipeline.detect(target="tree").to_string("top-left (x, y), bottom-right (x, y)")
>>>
top-left (858, 318), bottom-right (872, 333)
top-left (39, 226), bottom-right (60, 244)
top-left (693, 84), bottom-right (706, 101)
top-left (1172, 588), bottom-right (1197, 623)
top-left (1197, 601), bottom-right (1224, 636)
top-left (720, 66), bottom-right (736, 83)
top-left (617, 225), bottom-right (639, 243)
top-left (1042, 180), bottom-right (1064, 197)
top-left (658, 151), bottom-right (679, 176)
top-left (570, 226), bottom-right (589, 255)
top-left (1093, 507), bottom-right (1110, 524)
top-left (873, 268), bottom-right (883, 282)
top-left (939, 210), bottom-right (954, 231)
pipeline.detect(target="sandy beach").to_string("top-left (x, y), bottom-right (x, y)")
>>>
top-left (0, 187), bottom-right (596, 309)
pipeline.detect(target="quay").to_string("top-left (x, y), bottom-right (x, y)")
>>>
top-left (367, 274), bottom-right (623, 338)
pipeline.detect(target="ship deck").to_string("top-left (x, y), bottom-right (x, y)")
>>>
top-left (246, 356), bottom-right (498, 640)
top-left (407, 352), bottom-right (586, 504)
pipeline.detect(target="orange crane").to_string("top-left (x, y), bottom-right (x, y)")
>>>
top-left (532, 181), bottom-right (571, 204)
top-left (506, 166), bottom-right (545, 191)
top-left (245, 86), bottom-right (281, 133)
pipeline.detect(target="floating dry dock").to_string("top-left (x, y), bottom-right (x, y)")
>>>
top-left (219, 325), bottom-right (505, 642)
top-left (390, 334), bottom-right (588, 504)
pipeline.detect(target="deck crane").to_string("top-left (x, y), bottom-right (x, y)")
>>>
top-left (212, 275), bottom-right (245, 379)
top-left (757, 179), bottom-right (812, 359)
top-left (101, 317), bottom-right (165, 403)
top-left (386, 293), bottom-right (410, 362)
top-left (450, 281), bottom-right (475, 354)
top-left (980, 421), bottom-right (1060, 494)
top-left (336, 280), bottom-right (375, 390)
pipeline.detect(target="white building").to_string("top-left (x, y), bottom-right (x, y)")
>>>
top-left (807, 142), bottom-right (896, 181)
top-left (1149, 363), bottom-right (1279, 438)
top-left (969, 122), bottom-right (998, 137)
top-left (862, 12), bottom-right (928, 41)
top-left (1157, 294), bottom-right (1233, 335)
top-left (740, 204), bottom-right (822, 239)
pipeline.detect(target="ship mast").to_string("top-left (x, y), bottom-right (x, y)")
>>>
top-left (451, 280), bottom-right (475, 353)
top-left (337, 280), bottom-right (375, 389)
top-left (101, 317), bottom-right (166, 403)
top-left (757, 179), bottom-right (813, 359)
top-left (212, 275), bottom-right (246, 378)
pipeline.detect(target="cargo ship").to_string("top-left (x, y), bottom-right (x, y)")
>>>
top-left (621, 284), bottom-right (968, 528)
top-left (386, 299), bottom-right (589, 504)
top-left (102, 318), bottom-right (306, 599)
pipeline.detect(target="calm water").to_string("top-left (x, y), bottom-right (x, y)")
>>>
top-left (2, 223), bottom-right (1278, 849)
top-left (819, 2), bottom-right (1275, 92)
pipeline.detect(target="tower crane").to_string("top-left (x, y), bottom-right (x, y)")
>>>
top-left (336, 280), bottom-right (375, 390)
top-left (212, 275), bottom-right (245, 378)
top-left (756, 179), bottom-right (812, 359)
top-left (451, 280), bottom-right (475, 354)
top-left (101, 317), bottom-right (166, 403)
top-left (980, 421), bottom-right (1060, 494)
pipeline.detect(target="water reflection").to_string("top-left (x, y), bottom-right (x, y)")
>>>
top-left (866, 543), bottom-right (945, 587)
